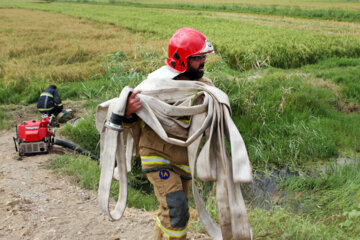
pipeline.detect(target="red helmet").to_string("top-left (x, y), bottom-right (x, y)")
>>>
top-left (166, 27), bottom-right (214, 73)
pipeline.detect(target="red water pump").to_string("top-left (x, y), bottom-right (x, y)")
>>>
top-left (13, 116), bottom-right (56, 158)
top-left (13, 115), bottom-right (99, 161)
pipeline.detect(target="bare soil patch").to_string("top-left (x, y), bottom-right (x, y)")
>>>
top-left (0, 129), bottom-right (155, 240)
top-left (0, 127), bottom-right (209, 239)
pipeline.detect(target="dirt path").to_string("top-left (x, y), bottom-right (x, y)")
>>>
top-left (0, 130), bottom-right (207, 240)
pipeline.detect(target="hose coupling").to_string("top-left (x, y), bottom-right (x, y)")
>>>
top-left (105, 113), bottom-right (124, 132)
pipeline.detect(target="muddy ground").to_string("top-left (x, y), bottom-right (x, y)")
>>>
top-left (0, 128), bottom-right (208, 240)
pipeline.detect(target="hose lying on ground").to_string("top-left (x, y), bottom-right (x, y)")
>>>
top-left (54, 138), bottom-right (99, 161)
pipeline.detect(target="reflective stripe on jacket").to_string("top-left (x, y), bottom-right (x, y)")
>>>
top-left (141, 156), bottom-right (190, 174)
top-left (36, 86), bottom-right (62, 110)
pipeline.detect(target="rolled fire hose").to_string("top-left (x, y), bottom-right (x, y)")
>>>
top-left (97, 79), bottom-right (253, 239)
top-left (54, 138), bottom-right (99, 161)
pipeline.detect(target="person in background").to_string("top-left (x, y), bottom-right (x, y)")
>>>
top-left (36, 84), bottom-right (63, 118)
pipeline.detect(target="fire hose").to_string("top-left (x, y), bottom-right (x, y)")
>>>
top-left (53, 138), bottom-right (99, 161)
top-left (96, 79), bottom-right (253, 239)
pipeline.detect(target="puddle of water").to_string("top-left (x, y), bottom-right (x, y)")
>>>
top-left (241, 167), bottom-right (297, 209)
top-left (241, 155), bottom-right (359, 209)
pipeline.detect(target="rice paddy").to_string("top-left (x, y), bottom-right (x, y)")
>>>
top-left (0, 2), bottom-right (359, 238)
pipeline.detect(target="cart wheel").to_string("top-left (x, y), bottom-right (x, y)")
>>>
top-left (17, 146), bottom-right (24, 161)
top-left (19, 147), bottom-right (24, 156)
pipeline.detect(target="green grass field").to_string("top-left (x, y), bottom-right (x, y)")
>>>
top-left (0, 1), bottom-right (359, 238)
top-left (1, 1), bottom-right (359, 94)
top-left (81, 0), bottom-right (360, 9)
top-left (56, 0), bottom-right (360, 21)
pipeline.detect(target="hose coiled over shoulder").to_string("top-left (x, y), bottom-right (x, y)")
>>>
top-left (96, 79), bottom-right (253, 240)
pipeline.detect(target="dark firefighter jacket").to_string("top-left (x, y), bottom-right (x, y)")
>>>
top-left (36, 86), bottom-right (63, 113)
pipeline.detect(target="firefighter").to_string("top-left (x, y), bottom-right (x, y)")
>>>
top-left (36, 85), bottom-right (63, 118)
top-left (125, 27), bottom-right (215, 240)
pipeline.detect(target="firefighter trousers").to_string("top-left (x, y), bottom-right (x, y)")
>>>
top-left (147, 169), bottom-right (191, 240)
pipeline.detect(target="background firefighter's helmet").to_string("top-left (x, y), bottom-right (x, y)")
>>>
top-left (166, 27), bottom-right (214, 73)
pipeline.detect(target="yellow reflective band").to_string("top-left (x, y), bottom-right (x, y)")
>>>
top-left (155, 217), bottom-right (187, 238)
top-left (57, 103), bottom-right (63, 106)
top-left (38, 107), bottom-right (54, 111)
top-left (141, 156), bottom-right (171, 165)
top-left (142, 160), bottom-right (170, 165)
top-left (40, 93), bottom-right (53, 98)
top-left (179, 119), bottom-right (189, 123)
top-left (141, 156), bottom-right (190, 173)
top-left (175, 164), bottom-right (190, 173)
